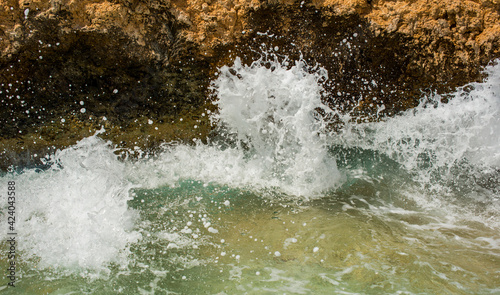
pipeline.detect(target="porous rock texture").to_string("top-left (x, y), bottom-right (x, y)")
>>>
top-left (0, 0), bottom-right (499, 168)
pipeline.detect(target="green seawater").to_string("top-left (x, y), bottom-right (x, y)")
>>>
top-left (1, 147), bottom-right (498, 295)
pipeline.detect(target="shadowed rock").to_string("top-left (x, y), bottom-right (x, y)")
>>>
top-left (0, 0), bottom-right (499, 169)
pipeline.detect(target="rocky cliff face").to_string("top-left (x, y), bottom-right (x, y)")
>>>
top-left (0, 0), bottom-right (499, 168)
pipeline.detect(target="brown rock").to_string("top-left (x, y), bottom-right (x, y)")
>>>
top-left (0, 0), bottom-right (498, 169)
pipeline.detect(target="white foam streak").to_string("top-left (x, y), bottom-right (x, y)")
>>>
top-left (137, 144), bottom-right (328, 197)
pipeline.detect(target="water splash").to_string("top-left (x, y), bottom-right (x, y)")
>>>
top-left (1, 52), bottom-right (499, 294)
top-left (210, 56), bottom-right (342, 196)
top-left (339, 61), bottom-right (500, 172)
top-left (337, 60), bottom-right (500, 226)
top-left (136, 55), bottom-right (343, 198)
top-left (3, 132), bottom-right (141, 274)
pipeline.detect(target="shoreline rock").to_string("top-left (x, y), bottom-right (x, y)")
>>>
top-left (0, 0), bottom-right (498, 169)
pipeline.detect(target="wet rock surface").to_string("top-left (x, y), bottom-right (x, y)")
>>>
top-left (0, 0), bottom-right (499, 169)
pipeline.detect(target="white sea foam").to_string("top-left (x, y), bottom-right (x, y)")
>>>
top-left (211, 56), bottom-right (343, 196)
top-left (2, 133), bottom-right (141, 273)
top-left (4, 66), bottom-right (351, 273)
top-left (136, 59), bottom-right (500, 228)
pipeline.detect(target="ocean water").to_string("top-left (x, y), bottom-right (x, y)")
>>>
top-left (0, 55), bottom-right (499, 294)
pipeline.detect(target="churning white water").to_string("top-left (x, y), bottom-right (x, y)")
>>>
top-left (0, 56), bottom-right (499, 294)
top-left (5, 131), bottom-right (141, 273)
